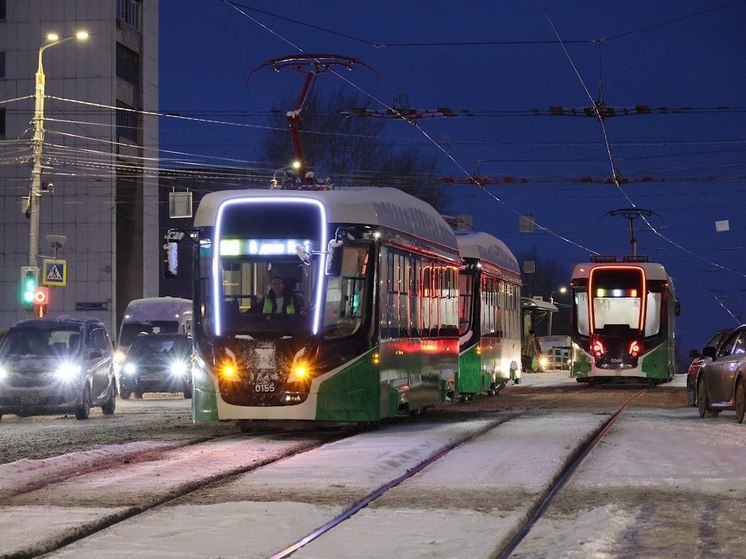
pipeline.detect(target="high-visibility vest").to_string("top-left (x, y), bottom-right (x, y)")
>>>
top-left (263, 296), bottom-right (295, 314)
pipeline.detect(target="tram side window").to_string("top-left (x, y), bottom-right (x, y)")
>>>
top-left (459, 273), bottom-right (473, 336)
top-left (409, 257), bottom-right (419, 337)
top-left (323, 245), bottom-right (369, 340)
top-left (383, 250), bottom-right (411, 338)
top-left (420, 264), bottom-right (432, 336)
top-left (198, 242), bottom-right (214, 336)
top-left (644, 292), bottom-right (662, 336)
top-left (574, 291), bottom-right (589, 336)
top-left (440, 266), bottom-right (458, 336)
top-left (481, 277), bottom-right (492, 336)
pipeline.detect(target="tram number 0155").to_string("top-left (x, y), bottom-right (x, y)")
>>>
top-left (254, 383), bottom-right (276, 393)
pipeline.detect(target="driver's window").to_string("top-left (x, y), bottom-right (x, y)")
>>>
top-left (323, 245), bottom-right (369, 340)
top-left (717, 332), bottom-right (740, 357)
top-left (733, 331), bottom-right (746, 355)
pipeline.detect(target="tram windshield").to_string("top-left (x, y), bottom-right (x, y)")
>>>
top-left (575, 267), bottom-right (662, 337)
top-left (589, 268), bottom-right (645, 333)
top-left (197, 200), bottom-right (374, 340)
top-left (200, 202), bottom-right (324, 338)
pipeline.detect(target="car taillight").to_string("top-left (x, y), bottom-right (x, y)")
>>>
top-left (628, 340), bottom-right (643, 357)
top-left (590, 337), bottom-right (605, 358)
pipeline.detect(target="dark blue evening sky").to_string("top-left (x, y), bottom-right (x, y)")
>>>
top-left (159, 0), bottom-right (746, 350)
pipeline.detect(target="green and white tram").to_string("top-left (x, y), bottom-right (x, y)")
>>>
top-left (456, 232), bottom-right (522, 398)
top-left (187, 187), bottom-right (461, 423)
top-left (569, 256), bottom-right (679, 384)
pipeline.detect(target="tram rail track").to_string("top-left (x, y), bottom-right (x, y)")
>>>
top-left (264, 385), bottom-right (652, 558)
top-left (493, 385), bottom-right (650, 558)
top-left (4, 382), bottom-right (704, 559)
top-left (2, 430), bottom-right (344, 559)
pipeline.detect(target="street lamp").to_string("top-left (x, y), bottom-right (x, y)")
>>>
top-left (548, 286), bottom-right (567, 336)
top-left (28, 31), bottom-right (88, 270)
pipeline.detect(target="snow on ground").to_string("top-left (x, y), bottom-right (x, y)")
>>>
top-left (4, 371), bottom-right (744, 559)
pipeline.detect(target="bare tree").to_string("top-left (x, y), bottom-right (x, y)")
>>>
top-left (259, 87), bottom-right (449, 212)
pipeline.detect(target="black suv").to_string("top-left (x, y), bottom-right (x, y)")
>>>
top-left (119, 333), bottom-right (193, 399)
top-left (0, 316), bottom-right (117, 420)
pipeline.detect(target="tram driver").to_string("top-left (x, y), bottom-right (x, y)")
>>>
top-left (260, 276), bottom-right (304, 315)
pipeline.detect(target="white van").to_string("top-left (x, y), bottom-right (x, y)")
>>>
top-left (116, 297), bottom-right (193, 352)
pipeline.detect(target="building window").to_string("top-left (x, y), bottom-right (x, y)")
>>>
top-left (116, 44), bottom-right (140, 87)
top-left (0, 52), bottom-right (5, 78)
top-left (116, 101), bottom-right (138, 142)
top-left (0, 108), bottom-right (5, 138)
top-left (0, 0), bottom-right (6, 21)
top-left (117, 0), bottom-right (141, 31)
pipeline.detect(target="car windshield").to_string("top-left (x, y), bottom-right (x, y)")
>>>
top-left (127, 335), bottom-right (190, 357)
top-left (0, 325), bottom-right (82, 357)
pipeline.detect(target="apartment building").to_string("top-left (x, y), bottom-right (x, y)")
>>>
top-left (0, 0), bottom-right (159, 335)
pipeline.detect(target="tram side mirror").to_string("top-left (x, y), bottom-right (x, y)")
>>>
top-left (702, 346), bottom-right (717, 360)
top-left (326, 239), bottom-right (343, 277)
top-left (163, 230), bottom-right (185, 279)
top-left (326, 227), bottom-right (355, 276)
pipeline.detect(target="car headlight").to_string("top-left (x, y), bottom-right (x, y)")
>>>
top-left (0, 365), bottom-right (8, 381)
top-left (113, 349), bottom-right (127, 365)
top-left (55, 362), bottom-right (82, 382)
top-left (538, 355), bottom-right (551, 371)
top-left (169, 360), bottom-right (189, 377)
top-left (122, 362), bottom-right (137, 375)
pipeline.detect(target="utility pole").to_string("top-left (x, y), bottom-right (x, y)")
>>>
top-left (27, 31), bottom-right (88, 269)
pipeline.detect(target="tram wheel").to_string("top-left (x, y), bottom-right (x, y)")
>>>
top-left (735, 381), bottom-right (745, 424)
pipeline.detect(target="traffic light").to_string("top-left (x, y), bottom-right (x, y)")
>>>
top-left (21, 266), bottom-right (39, 311)
top-left (33, 287), bottom-right (50, 318)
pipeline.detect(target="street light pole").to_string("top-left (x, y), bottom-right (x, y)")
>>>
top-left (28, 31), bottom-right (88, 269)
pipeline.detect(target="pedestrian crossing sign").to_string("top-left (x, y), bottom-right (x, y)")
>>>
top-left (42, 259), bottom-right (67, 287)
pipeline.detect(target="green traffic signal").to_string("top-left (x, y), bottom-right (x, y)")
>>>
top-left (21, 267), bottom-right (39, 308)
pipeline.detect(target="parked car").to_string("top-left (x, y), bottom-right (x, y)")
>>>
top-left (697, 325), bottom-right (746, 423)
top-left (686, 328), bottom-right (732, 407)
top-left (118, 333), bottom-right (193, 399)
top-left (0, 316), bottom-right (117, 420)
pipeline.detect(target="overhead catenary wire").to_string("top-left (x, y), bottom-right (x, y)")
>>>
top-left (223, 0), bottom-right (746, 319)
top-left (537, 0), bottom-right (745, 320)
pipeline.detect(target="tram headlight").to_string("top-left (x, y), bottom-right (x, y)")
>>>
top-left (628, 340), bottom-right (643, 358)
top-left (287, 360), bottom-right (311, 384)
top-left (218, 360), bottom-right (239, 381)
top-left (122, 362), bottom-right (137, 376)
top-left (590, 336), bottom-right (606, 358)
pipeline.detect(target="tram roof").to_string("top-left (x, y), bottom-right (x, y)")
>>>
top-left (571, 260), bottom-right (672, 282)
top-left (456, 231), bottom-right (521, 277)
top-left (194, 187), bottom-right (458, 251)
